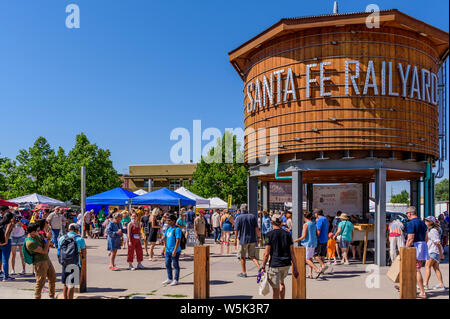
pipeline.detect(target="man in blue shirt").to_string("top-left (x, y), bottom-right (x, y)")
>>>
top-left (234, 204), bottom-right (261, 278)
top-left (57, 223), bottom-right (86, 299)
top-left (261, 210), bottom-right (272, 245)
top-left (314, 209), bottom-right (329, 272)
top-left (405, 206), bottom-right (429, 299)
top-left (162, 214), bottom-right (182, 286)
top-left (185, 206), bottom-right (195, 229)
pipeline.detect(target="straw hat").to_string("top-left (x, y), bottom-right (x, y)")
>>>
top-left (340, 213), bottom-right (349, 220)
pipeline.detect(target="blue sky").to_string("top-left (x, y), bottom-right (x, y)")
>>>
top-left (0, 0), bottom-right (448, 199)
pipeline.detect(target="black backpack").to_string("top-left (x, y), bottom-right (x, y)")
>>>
top-left (0, 225), bottom-right (5, 244)
top-left (173, 227), bottom-right (186, 250)
top-left (58, 235), bottom-right (80, 267)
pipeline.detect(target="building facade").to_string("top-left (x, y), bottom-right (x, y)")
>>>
top-left (125, 164), bottom-right (197, 192)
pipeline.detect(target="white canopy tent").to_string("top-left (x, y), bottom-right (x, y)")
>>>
top-left (175, 187), bottom-right (210, 207)
top-left (9, 193), bottom-right (66, 207)
top-left (133, 189), bottom-right (148, 196)
top-left (201, 197), bottom-right (228, 209)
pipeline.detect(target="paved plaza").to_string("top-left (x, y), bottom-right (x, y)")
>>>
top-left (1, 237), bottom-right (448, 299)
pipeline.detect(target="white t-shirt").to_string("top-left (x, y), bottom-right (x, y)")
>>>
top-left (427, 228), bottom-right (441, 255)
top-left (11, 223), bottom-right (25, 238)
top-left (212, 213), bottom-right (221, 228)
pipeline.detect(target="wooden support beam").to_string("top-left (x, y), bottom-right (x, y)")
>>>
top-left (76, 248), bottom-right (87, 293)
top-left (194, 245), bottom-right (210, 299)
top-left (399, 247), bottom-right (417, 299)
top-left (292, 247), bottom-right (306, 299)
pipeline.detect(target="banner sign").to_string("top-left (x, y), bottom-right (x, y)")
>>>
top-left (245, 61), bottom-right (438, 114)
top-left (313, 184), bottom-right (363, 216)
top-left (186, 228), bottom-right (198, 247)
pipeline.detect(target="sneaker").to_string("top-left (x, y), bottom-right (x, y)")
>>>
top-left (129, 266), bottom-right (136, 271)
top-left (423, 285), bottom-right (430, 291)
top-left (2, 276), bottom-right (15, 281)
top-left (162, 279), bottom-right (172, 285)
top-left (109, 266), bottom-right (120, 271)
top-left (10, 271), bottom-right (16, 276)
top-left (433, 285), bottom-right (446, 291)
top-left (170, 280), bottom-right (178, 286)
top-left (326, 261), bottom-right (331, 265)
top-left (344, 261), bottom-right (350, 265)
top-left (136, 263), bottom-right (145, 270)
top-left (18, 271), bottom-right (26, 276)
top-left (237, 273), bottom-right (247, 278)
top-left (333, 261), bottom-right (338, 265)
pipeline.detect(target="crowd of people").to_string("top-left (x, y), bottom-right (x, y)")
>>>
top-left (0, 203), bottom-right (448, 299)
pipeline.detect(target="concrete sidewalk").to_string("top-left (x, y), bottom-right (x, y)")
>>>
top-left (1, 237), bottom-right (448, 299)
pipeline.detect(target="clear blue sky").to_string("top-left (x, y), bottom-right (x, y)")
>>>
top-left (0, 0), bottom-right (448, 198)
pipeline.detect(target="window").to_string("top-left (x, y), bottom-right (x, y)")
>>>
top-left (169, 179), bottom-right (181, 190)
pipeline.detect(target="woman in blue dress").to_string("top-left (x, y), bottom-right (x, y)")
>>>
top-left (106, 213), bottom-right (123, 271)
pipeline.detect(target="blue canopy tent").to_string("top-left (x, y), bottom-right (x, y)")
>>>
top-left (132, 187), bottom-right (196, 206)
top-left (86, 187), bottom-right (138, 206)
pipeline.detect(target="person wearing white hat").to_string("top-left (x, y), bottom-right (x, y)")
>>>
top-left (423, 216), bottom-right (446, 291)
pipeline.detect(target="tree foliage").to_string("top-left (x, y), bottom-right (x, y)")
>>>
top-left (390, 190), bottom-right (410, 204)
top-left (435, 178), bottom-right (449, 201)
top-left (0, 133), bottom-right (122, 204)
top-left (187, 131), bottom-right (249, 205)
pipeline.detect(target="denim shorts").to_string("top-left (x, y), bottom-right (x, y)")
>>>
top-left (429, 252), bottom-right (440, 263)
top-left (339, 240), bottom-right (351, 249)
top-left (11, 236), bottom-right (26, 246)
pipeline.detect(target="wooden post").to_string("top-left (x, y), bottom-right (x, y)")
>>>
top-left (292, 247), bottom-right (306, 299)
top-left (399, 247), bottom-right (416, 299)
top-left (76, 248), bottom-right (87, 293)
top-left (362, 229), bottom-right (368, 264)
top-left (194, 245), bottom-right (210, 299)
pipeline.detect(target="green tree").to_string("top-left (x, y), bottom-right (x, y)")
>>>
top-left (435, 178), bottom-right (449, 201)
top-left (390, 190), bottom-right (410, 204)
top-left (1, 134), bottom-right (122, 203)
top-left (65, 133), bottom-right (122, 204)
top-left (188, 131), bottom-right (249, 205)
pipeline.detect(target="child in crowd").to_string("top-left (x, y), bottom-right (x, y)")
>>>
top-left (92, 217), bottom-right (101, 239)
top-left (327, 232), bottom-right (337, 264)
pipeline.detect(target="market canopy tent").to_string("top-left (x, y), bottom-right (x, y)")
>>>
top-left (134, 189), bottom-right (148, 196)
top-left (174, 187), bottom-right (210, 206)
top-left (86, 187), bottom-right (138, 205)
top-left (198, 197), bottom-right (227, 209)
top-left (132, 187), bottom-right (196, 206)
top-left (9, 193), bottom-right (66, 207)
top-left (0, 199), bottom-right (19, 207)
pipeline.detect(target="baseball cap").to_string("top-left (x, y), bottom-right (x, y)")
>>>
top-left (271, 214), bottom-right (282, 225)
top-left (425, 216), bottom-right (437, 223)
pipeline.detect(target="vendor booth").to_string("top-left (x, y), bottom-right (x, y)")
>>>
top-left (86, 187), bottom-right (138, 206)
top-left (132, 187), bottom-right (196, 206)
top-left (175, 187), bottom-right (210, 207)
top-left (9, 193), bottom-right (66, 207)
top-left (0, 199), bottom-right (19, 207)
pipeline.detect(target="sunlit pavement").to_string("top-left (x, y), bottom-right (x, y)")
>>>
top-left (1, 237), bottom-right (448, 299)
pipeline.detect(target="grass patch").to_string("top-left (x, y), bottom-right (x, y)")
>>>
top-left (163, 294), bottom-right (188, 298)
top-left (124, 290), bottom-right (158, 299)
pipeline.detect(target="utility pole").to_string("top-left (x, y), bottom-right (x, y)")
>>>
top-left (81, 166), bottom-right (86, 238)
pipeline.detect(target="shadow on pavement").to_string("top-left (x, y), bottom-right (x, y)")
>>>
top-left (210, 280), bottom-right (233, 285)
top-left (87, 287), bottom-right (127, 293)
top-left (210, 295), bottom-right (253, 299)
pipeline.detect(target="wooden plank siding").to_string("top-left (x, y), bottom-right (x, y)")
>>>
top-left (241, 25), bottom-right (443, 163)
